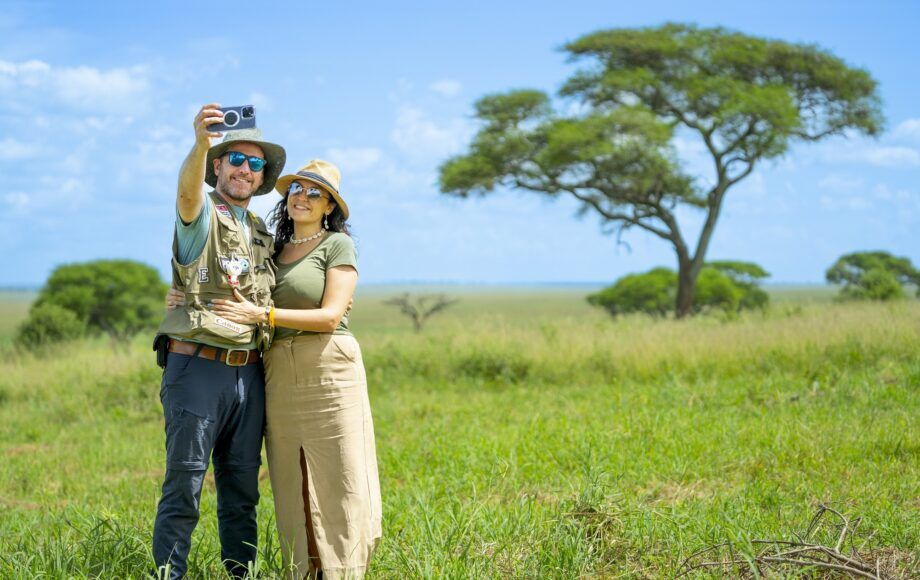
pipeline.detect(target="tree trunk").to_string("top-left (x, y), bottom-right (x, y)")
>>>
top-left (675, 178), bottom-right (732, 318)
top-left (675, 260), bottom-right (697, 319)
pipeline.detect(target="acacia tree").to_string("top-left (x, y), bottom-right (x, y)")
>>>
top-left (440, 23), bottom-right (883, 317)
top-left (384, 293), bottom-right (459, 332)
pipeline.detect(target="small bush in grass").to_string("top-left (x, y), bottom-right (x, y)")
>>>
top-left (845, 267), bottom-right (903, 300)
top-left (16, 259), bottom-right (167, 349)
top-left (587, 267), bottom-right (675, 318)
top-left (14, 303), bottom-right (86, 348)
top-left (826, 250), bottom-right (920, 301)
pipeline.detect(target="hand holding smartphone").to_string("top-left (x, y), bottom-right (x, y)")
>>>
top-left (208, 105), bottom-right (257, 133)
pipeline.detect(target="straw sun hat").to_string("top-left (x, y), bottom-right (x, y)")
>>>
top-left (274, 159), bottom-right (349, 219)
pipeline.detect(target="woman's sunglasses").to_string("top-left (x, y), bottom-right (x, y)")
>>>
top-left (225, 151), bottom-right (267, 172)
top-left (287, 182), bottom-right (327, 199)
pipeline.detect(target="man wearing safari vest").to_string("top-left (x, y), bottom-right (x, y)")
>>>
top-left (152, 104), bottom-right (285, 579)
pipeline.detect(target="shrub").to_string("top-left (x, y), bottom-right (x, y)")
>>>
top-left (826, 251), bottom-right (919, 301)
top-left (16, 259), bottom-right (167, 347)
top-left (15, 303), bottom-right (86, 347)
top-left (843, 267), bottom-right (904, 301)
top-left (588, 261), bottom-right (770, 317)
top-left (693, 268), bottom-right (744, 313)
top-left (587, 267), bottom-right (675, 317)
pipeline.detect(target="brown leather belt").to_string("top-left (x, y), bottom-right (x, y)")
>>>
top-left (167, 339), bottom-right (260, 366)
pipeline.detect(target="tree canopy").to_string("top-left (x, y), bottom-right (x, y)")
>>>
top-left (440, 23), bottom-right (883, 317)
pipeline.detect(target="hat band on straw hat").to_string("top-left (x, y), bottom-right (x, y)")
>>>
top-left (295, 171), bottom-right (339, 194)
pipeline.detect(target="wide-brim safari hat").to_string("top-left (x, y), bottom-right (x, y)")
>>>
top-left (275, 159), bottom-right (349, 219)
top-left (205, 128), bottom-right (286, 196)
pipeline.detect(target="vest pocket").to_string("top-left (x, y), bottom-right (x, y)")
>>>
top-left (190, 309), bottom-right (255, 345)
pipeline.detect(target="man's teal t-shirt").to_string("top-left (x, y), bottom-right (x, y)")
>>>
top-left (175, 195), bottom-right (250, 265)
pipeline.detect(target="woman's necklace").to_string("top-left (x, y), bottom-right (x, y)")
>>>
top-left (289, 229), bottom-right (326, 245)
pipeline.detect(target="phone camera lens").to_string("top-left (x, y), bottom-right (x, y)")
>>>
top-left (223, 110), bottom-right (240, 127)
top-left (241, 107), bottom-right (254, 118)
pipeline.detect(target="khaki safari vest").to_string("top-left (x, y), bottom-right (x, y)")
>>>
top-left (157, 191), bottom-right (275, 350)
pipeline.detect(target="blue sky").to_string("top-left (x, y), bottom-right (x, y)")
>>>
top-left (1, 0), bottom-right (918, 286)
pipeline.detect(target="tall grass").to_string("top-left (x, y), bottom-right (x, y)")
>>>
top-left (0, 296), bottom-right (917, 577)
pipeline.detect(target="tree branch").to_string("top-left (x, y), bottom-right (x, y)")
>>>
top-left (564, 187), bottom-right (675, 242)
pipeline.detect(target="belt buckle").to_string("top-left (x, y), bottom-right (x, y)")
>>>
top-left (225, 348), bottom-right (249, 367)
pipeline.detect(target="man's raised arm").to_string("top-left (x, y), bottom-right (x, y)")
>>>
top-left (177, 103), bottom-right (224, 223)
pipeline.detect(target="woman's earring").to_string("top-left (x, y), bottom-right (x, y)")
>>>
top-left (324, 215), bottom-right (330, 230)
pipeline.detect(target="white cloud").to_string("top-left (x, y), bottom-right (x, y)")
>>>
top-left (0, 59), bottom-right (150, 113)
top-left (3, 191), bottom-right (30, 209)
top-left (115, 128), bottom-right (191, 185)
top-left (818, 138), bottom-right (920, 167)
top-left (5, 176), bottom-right (92, 216)
top-left (819, 194), bottom-right (872, 211)
top-left (150, 125), bottom-right (182, 141)
top-left (54, 65), bottom-right (149, 109)
top-left (873, 183), bottom-right (916, 202)
top-left (429, 79), bottom-right (461, 97)
top-left (893, 118), bottom-right (920, 141)
top-left (325, 149), bottom-right (430, 196)
top-left (860, 146), bottom-right (920, 166)
top-left (818, 174), bottom-right (865, 191)
top-left (0, 137), bottom-right (39, 160)
top-left (390, 106), bottom-right (472, 163)
top-left (249, 92), bottom-right (272, 112)
top-left (325, 147), bottom-right (382, 173)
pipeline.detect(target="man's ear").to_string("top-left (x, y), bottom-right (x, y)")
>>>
top-left (213, 158), bottom-right (221, 174)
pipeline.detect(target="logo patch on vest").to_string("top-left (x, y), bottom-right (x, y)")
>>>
top-left (219, 256), bottom-right (251, 275)
top-left (215, 204), bottom-right (232, 218)
top-left (197, 268), bottom-right (209, 283)
top-left (214, 317), bottom-right (246, 334)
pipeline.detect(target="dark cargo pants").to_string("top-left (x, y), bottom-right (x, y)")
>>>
top-left (153, 352), bottom-right (265, 579)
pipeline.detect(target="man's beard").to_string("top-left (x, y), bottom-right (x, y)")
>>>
top-left (216, 173), bottom-right (257, 202)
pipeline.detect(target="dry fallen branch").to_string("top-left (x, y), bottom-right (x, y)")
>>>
top-left (675, 504), bottom-right (913, 579)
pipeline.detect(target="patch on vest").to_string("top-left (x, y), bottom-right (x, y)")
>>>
top-left (197, 267), bottom-right (209, 283)
top-left (219, 256), bottom-right (251, 274)
top-left (215, 204), bottom-right (232, 218)
top-left (214, 316), bottom-right (246, 334)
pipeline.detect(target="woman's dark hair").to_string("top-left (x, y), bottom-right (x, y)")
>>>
top-left (268, 193), bottom-right (350, 257)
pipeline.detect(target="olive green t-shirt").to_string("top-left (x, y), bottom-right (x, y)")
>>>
top-left (273, 232), bottom-right (357, 339)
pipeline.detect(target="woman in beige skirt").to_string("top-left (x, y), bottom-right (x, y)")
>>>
top-left (213, 159), bottom-right (381, 579)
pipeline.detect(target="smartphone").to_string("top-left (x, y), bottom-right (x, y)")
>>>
top-left (208, 105), bottom-right (257, 132)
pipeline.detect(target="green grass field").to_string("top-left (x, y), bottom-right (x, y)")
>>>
top-left (0, 288), bottom-right (917, 578)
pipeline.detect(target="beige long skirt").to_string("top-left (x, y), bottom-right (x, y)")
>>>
top-left (264, 333), bottom-right (382, 580)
